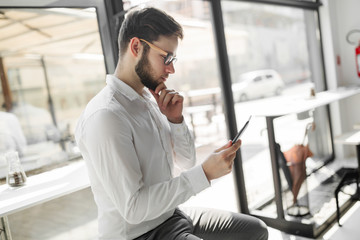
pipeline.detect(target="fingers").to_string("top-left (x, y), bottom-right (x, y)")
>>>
top-left (226, 139), bottom-right (242, 156)
top-left (215, 140), bottom-right (232, 153)
top-left (202, 140), bottom-right (241, 181)
top-left (216, 140), bottom-right (241, 166)
top-left (154, 82), bottom-right (167, 95)
top-left (151, 84), bottom-right (183, 109)
top-left (215, 139), bottom-right (241, 154)
top-left (231, 139), bottom-right (242, 150)
top-left (160, 90), bottom-right (183, 108)
top-left (218, 140), bottom-right (241, 165)
top-left (149, 83), bottom-right (167, 104)
top-left (149, 89), bottom-right (159, 101)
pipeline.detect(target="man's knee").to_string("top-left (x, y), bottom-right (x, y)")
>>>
top-left (255, 219), bottom-right (268, 240)
top-left (241, 215), bottom-right (268, 240)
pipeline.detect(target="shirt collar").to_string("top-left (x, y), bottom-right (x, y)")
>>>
top-left (106, 74), bottom-right (152, 102)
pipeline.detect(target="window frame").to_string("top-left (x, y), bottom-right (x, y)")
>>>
top-left (0, 0), bottom-right (121, 179)
top-left (219, 0), bottom-right (322, 10)
top-left (208, 0), bottom-right (331, 237)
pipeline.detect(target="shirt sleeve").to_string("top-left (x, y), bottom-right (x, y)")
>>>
top-left (169, 120), bottom-right (197, 170)
top-left (82, 110), bottom-right (210, 225)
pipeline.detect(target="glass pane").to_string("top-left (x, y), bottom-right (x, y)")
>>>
top-left (222, 1), bottom-right (331, 218)
top-left (0, 8), bottom-right (106, 181)
top-left (125, 0), bottom-right (237, 212)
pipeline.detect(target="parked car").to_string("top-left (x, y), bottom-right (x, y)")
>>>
top-left (232, 69), bottom-right (285, 102)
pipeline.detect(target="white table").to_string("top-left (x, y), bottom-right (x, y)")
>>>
top-left (239, 86), bottom-right (360, 117)
top-left (0, 160), bottom-right (90, 240)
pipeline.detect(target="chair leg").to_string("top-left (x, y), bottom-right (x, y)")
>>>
top-left (335, 189), bottom-right (341, 226)
top-left (334, 170), bottom-right (359, 226)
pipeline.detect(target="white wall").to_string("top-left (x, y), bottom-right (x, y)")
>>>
top-left (320, 0), bottom-right (360, 159)
top-left (331, 0), bottom-right (360, 85)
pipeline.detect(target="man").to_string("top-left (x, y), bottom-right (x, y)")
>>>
top-left (75, 7), bottom-right (268, 240)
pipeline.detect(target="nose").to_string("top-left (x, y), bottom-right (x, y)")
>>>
top-left (165, 62), bottom-right (175, 74)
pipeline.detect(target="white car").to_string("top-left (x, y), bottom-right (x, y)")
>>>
top-left (232, 69), bottom-right (284, 102)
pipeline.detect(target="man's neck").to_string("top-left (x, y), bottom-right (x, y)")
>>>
top-left (114, 64), bottom-right (144, 96)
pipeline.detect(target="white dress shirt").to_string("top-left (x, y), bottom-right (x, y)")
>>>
top-left (75, 75), bottom-right (210, 240)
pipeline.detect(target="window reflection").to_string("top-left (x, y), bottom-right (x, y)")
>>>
top-left (222, 0), bottom-right (331, 217)
top-left (0, 8), bottom-right (106, 180)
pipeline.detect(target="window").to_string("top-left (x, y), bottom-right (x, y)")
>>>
top-left (0, 8), bottom-right (106, 180)
top-left (222, 0), bottom-right (332, 218)
top-left (124, 0), bottom-right (239, 211)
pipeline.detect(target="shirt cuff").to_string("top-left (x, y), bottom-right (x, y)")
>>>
top-left (169, 120), bottom-right (188, 137)
top-left (184, 165), bottom-right (210, 194)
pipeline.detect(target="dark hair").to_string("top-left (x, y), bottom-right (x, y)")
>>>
top-left (118, 7), bottom-right (183, 58)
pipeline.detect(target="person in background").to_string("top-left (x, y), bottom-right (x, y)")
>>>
top-left (75, 7), bottom-right (268, 240)
top-left (0, 111), bottom-right (27, 157)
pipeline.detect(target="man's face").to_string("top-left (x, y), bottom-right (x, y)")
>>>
top-left (135, 49), bottom-right (158, 91)
top-left (135, 35), bottom-right (178, 91)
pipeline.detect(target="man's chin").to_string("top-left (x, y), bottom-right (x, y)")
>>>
top-left (142, 80), bottom-right (158, 91)
top-left (147, 86), bottom-right (157, 91)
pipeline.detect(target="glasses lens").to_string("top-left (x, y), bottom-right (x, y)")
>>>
top-left (164, 54), bottom-right (176, 65)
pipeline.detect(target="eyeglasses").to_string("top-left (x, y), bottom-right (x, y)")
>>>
top-left (140, 39), bottom-right (177, 65)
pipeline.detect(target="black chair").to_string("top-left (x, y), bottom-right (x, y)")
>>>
top-left (334, 144), bottom-right (360, 226)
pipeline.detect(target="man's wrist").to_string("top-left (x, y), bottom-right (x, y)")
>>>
top-left (168, 115), bottom-right (183, 124)
top-left (201, 163), bottom-right (211, 182)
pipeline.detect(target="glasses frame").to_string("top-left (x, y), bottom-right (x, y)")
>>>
top-left (139, 39), bottom-right (177, 65)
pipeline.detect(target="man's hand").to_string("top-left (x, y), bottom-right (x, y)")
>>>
top-left (201, 140), bottom-right (242, 181)
top-left (149, 83), bottom-right (184, 123)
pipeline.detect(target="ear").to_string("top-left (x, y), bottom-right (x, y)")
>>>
top-left (129, 37), bottom-right (142, 57)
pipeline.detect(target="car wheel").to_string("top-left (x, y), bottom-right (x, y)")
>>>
top-left (275, 87), bottom-right (283, 96)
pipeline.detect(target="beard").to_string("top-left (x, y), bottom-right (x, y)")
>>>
top-left (135, 51), bottom-right (160, 91)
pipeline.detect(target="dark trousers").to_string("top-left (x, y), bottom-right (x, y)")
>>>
top-left (134, 207), bottom-right (268, 240)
